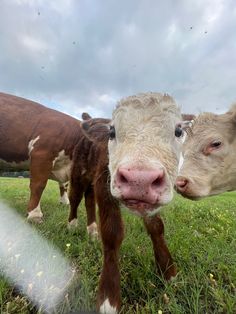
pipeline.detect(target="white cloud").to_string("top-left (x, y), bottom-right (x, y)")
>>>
top-left (204, 0), bottom-right (224, 24)
top-left (12, 0), bottom-right (73, 14)
top-left (20, 35), bottom-right (49, 53)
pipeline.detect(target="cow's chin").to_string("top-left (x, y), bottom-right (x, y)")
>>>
top-left (121, 199), bottom-right (161, 217)
top-left (177, 192), bottom-right (203, 201)
top-left (176, 187), bottom-right (210, 200)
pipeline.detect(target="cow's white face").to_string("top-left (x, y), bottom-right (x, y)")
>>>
top-left (176, 109), bottom-right (236, 199)
top-left (107, 93), bottom-right (182, 216)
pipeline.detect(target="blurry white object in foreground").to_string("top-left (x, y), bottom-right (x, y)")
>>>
top-left (0, 201), bottom-right (75, 313)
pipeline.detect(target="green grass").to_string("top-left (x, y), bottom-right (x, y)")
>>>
top-left (0, 177), bottom-right (236, 313)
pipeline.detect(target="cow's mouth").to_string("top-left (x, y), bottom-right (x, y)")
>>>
top-left (175, 188), bottom-right (203, 200)
top-left (122, 199), bottom-right (158, 216)
top-left (178, 192), bottom-right (201, 201)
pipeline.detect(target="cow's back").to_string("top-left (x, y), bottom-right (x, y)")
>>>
top-left (0, 93), bottom-right (82, 165)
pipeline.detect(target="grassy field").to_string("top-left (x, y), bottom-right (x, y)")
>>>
top-left (0, 177), bottom-right (235, 314)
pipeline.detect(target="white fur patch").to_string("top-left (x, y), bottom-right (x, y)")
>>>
top-left (99, 298), bottom-right (117, 314)
top-left (147, 206), bottom-right (162, 217)
top-left (52, 150), bottom-right (66, 167)
top-left (68, 218), bottom-right (78, 229)
top-left (168, 275), bottom-right (177, 282)
top-left (60, 191), bottom-right (70, 205)
top-left (27, 204), bottom-right (43, 221)
top-left (81, 168), bottom-right (87, 175)
top-left (182, 130), bottom-right (187, 143)
top-left (87, 222), bottom-right (98, 239)
top-left (28, 136), bottom-right (40, 155)
top-left (52, 150), bottom-right (72, 183)
top-left (178, 153), bottom-right (184, 172)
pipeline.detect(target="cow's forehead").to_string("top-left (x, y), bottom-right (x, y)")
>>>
top-left (184, 112), bottom-right (231, 151)
top-left (186, 113), bottom-right (220, 137)
top-left (112, 93), bottom-right (181, 121)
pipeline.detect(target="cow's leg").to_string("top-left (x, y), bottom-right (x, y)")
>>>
top-left (84, 184), bottom-right (98, 239)
top-left (68, 177), bottom-right (84, 229)
top-left (59, 182), bottom-right (70, 205)
top-left (143, 215), bottom-right (177, 280)
top-left (96, 189), bottom-right (124, 313)
top-left (27, 153), bottom-right (53, 223)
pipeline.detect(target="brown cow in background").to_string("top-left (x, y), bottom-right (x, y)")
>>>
top-left (0, 93), bottom-right (83, 222)
top-left (67, 113), bottom-right (110, 239)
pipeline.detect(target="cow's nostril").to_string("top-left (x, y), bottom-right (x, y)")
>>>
top-left (118, 173), bottom-right (129, 184)
top-left (152, 177), bottom-right (163, 187)
top-left (176, 178), bottom-right (188, 190)
top-left (151, 170), bottom-right (165, 188)
top-left (119, 174), bottom-right (129, 184)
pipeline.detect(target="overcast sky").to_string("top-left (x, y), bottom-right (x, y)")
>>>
top-left (0, 0), bottom-right (236, 119)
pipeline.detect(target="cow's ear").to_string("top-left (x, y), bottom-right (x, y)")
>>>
top-left (176, 120), bottom-right (194, 131)
top-left (81, 112), bottom-right (92, 121)
top-left (175, 118), bottom-right (195, 140)
top-left (227, 103), bottom-right (236, 124)
top-left (82, 118), bottom-right (111, 144)
top-left (177, 114), bottom-right (196, 131)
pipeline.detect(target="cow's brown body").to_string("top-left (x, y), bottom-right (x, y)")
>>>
top-left (68, 117), bottom-right (110, 238)
top-left (0, 92), bottom-right (83, 221)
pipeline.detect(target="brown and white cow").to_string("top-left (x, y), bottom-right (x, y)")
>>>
top-left (69, 92), bottom-right (183, 313)
top-left (0, 92), bottom-right (84, 222)
top-left (176, 105), bottom-right (236, 199)
top-left (68, 115), bottom-right (110, 239)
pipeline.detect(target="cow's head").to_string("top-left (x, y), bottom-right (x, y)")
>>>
top-left (176, 105), bottom-right (236, 199)
top-left (82, 93), bottom-right (183, 216)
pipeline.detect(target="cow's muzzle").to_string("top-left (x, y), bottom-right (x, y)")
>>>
top-left (114, 166), bottom-right (168, 215)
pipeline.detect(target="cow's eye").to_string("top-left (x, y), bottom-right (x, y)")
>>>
top-left (175, 126), bottom-right (183, 138)
top-left (210, 141), bottom-right (221, 148)
top-left (204, 140), bottom-right (222, 155)
top-left (109, 125), bottom-right (116, 140)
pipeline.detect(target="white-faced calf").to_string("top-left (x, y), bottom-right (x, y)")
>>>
top-left (70, 93), bottom-right (183, 313)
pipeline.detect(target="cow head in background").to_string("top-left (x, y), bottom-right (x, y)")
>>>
top-left (176, 104), bottom-right (236, 199)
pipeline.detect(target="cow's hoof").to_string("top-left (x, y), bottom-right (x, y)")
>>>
top-left (165, 266), bottom-right (177, 281)
top-left (87, 222), bottom-right (99, 240)
top-left (89, 231), bottom-right (99, 241)
top-left (168, 275), bottom-right (177, 282)
top-left (27, 206), bottom-right (43, 223)
top-left (68, 218), bottom-right (78, 230)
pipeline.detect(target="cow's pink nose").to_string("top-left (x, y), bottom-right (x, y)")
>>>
top-left (115, 167), bottom-right (166, 204)
top-left (176, 176), bottom-right (189, 192)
